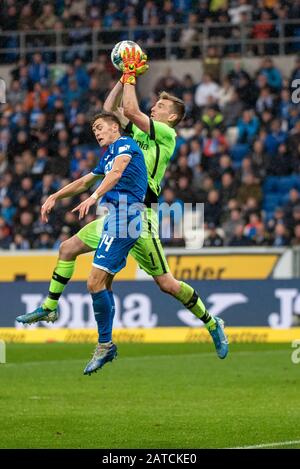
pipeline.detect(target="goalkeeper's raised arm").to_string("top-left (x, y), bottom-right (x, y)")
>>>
top-left (103, 80), bottom-right (123, 113)
top-left (121, 47), bottom-right (151, 133)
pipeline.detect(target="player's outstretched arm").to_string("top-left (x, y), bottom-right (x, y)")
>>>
top-left (72, 155), bottom-right (131, 220)
top-left (103, 81), bottom-right (123, 112)
top-left (123, 83), bottom-right (150, 134)
top-left (41, 173), bottom-right (101, 223)
top-left (121, 47), bottom-right (150, 133)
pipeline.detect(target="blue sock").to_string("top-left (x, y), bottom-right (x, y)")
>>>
top-left (91, 290), bottom-right (112, 343)
top-left (108, 290), bottom-right (116, 332)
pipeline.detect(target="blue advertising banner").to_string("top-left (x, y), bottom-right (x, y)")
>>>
top-left (1, 279), bottom-right (300, 329)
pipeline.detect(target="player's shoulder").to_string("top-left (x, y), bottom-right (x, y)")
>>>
top-left (151, 119), bottom-right (176, 140)
top-left (114, 136), bottom-right (140, 154)
top-left (117, 135), bottom-right (134, 144)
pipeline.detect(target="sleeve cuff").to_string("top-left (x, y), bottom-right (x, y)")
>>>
top-left (124, 122), bottom-right (133, 135)
top-left (115, 153), bottom-right (132, 159)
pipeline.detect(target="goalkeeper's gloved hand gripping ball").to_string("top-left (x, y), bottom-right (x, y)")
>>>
top-left (120, 47), bottom-right (149, 85)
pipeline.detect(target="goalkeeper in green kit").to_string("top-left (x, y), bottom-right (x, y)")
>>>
top-left (17, 47), bottom-right (228, 360)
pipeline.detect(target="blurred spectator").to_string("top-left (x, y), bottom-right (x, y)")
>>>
top-left (33, 232), bottom-right (54, 249)
top-left (291, 224), bottom-right (300, 246)
top-left (34, 3), bottom-right (58, 30)
top-left (202, 47), bottom-right (221, 83)
top-left (264, 119), bottom-right (287, 154)
top-left (244, 213), bottom-right (263, 241)
top-left (223, 208), bottom-right (244, 243)
top-left (195, 74), bottom-right (220, 108)
top-left (10, 233), bottom-right (30, 250)
top-left (187, 139), bottom-right (202, 169)
top-left (228, 0), bottom-right (252, 24)
top-left (205, 189), bottom-right (222, 226)
top-left (253, 223), bottom-right (271, 246)
top-left (220, 171), bottom-right (238, 207)
top-left (180, 12), bottom-right (199, 58)
top-left (0, 153), bottom-right (8, 175)
top-left (229, 223), bottom-right (254, 246)
top-left (19, 4), bottom-right (35, 31)
top-left (175, 176), bottom-right (197, 204)
top-left (223, 89), bottom-right (244, 127)
top-left (260, 57), bottom-right (282, 92)
top-left (237, 110), bottom-right (260, 144)
top-left (252, 10), bottom-right (274, 56)
top-left (237, 173), bottom-right (263, 206)
top-left (28, 53), bottom-right (49, 87)
top-left (154, 68), bottom-right (182, 96)
top-left (218, 77), bottom-right (235, 110)
top-left (272, 222), bottom-right (290, 246)
top-left (290, 56), bottom-right (300, 85)
top-left (201, 106), bottom-right (224, 133)
top-left (251, 140), bottom-right (268, 180)
top-left (204, 222), bottom-right (224, 247)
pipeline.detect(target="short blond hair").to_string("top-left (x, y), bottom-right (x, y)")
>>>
top-left (159, 91), bottom-right (185, 127)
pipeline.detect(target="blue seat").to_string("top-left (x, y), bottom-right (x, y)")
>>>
top-left (263, 193), bottom-right (282, 213)
top-left (265, 193), bottom-right (281, 202)
top-left (230, 144), bottom-right (250, 162)
top-left (264, 210), bottom-right (275, 221)
top-left (278, 176), bottom-right (295, 193)
top-left (264, 176), bottom-right (280, 193)
top-left (290, 175), bottom-right (300, 191)
top-left (232, 160), bottom-right (242, 169)
top-left (281, 193), bottom-right (290, 204)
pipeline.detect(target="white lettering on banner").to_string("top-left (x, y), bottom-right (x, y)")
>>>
top-left (291, 79), bottom-right (300, 104)
top-left (0, 340), bottom-right (5, 364)
top-left (67, 294), bottom-right (95, 328)
top-left (0, 78), bottom-right (6, 103)
top-left (207, 293), bottom-right (248, 316)
top-left (122, 294), bottom-right (157, 327)
top-left (291, 340), bottom-right (300, 364)
top-left (14, 289), bottom-right (300, 329)
top-left (268, 289), bottom-right (298, 328)
top-left (177, 293), bottom-right (248, 327)
top-left (112, 295), bottom-right (122, 328)
top-left (16, 293), bottom-right (156, 328)
top-left (177, 310), bottom-right (202, 327)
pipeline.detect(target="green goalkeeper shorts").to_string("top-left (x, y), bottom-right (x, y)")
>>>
top-left (77, 208), bottom-right (170, 277)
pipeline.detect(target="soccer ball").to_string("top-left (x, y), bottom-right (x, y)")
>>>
top-left (111, 40), bottom-right (143, 71)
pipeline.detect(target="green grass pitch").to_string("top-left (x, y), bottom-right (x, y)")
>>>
top-left (0, 342), bottom-right (300, 449)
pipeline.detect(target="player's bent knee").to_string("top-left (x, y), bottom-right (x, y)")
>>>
top-left (87, 276), bottom-right (100, 293)
top-left (87, 269), bottom-right (107, 293)
top-left (59, 240), bottom-right (74, 260)
top-left (59, 237), bottom-right (86, 260)
top-left (155, 275), bottom-right (179, 296)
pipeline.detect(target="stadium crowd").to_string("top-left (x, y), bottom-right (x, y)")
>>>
top-left (1, 0), bottom-right (300, 63)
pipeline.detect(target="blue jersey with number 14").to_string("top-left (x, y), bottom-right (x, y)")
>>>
top-left (92, 136), bottom-right (147, 205)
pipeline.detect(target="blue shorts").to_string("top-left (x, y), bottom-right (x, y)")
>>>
top-left (92, 206), bottom-right (143, 275)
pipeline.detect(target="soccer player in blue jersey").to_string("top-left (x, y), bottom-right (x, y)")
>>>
top-left (19, 112), bottom-right (147, 375)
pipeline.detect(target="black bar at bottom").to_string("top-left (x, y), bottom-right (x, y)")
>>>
top-left (0, 449), bottom-right (295, 466)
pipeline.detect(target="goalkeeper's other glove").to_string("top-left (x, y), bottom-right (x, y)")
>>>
top-left (120, 47), bottom-right (148, 85)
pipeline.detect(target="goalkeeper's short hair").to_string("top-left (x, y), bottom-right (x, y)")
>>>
top-left (159, 91), bottom-right (185, 127)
